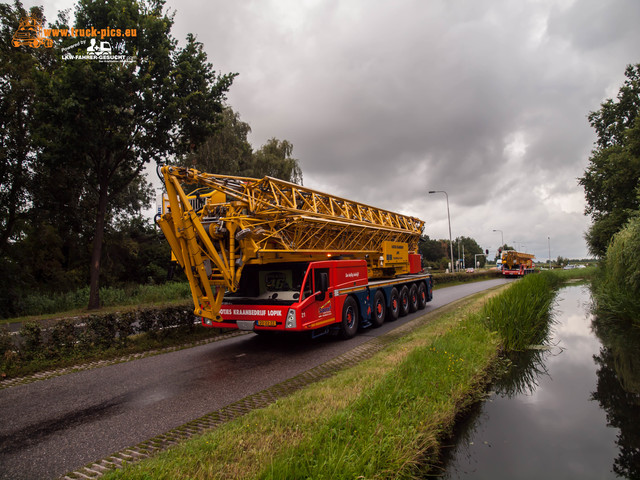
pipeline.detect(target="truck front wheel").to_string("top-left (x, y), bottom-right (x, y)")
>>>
top-left (340, 296), bottom-right (359, 339)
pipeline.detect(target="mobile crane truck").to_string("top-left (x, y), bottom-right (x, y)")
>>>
top-left (500, 250), bottom-right (535, 277)
top-left (156, 166), bottom-right (433, 339)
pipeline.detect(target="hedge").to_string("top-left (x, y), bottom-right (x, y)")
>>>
top-left (1, 303), bottom-right (205, 370)
top-left (431, 269), bottom-right (502, 285)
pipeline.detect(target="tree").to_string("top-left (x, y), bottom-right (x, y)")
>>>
top-left (579, 64), bottom-right (640, 256)
top-left (183, 106), bottom-right (253, 175)
top-left (252, 138), bottom-right (303, 184)
top-left (418, 235), bottom-right (449, 269)
top-left (184, 108), bottom-right (304, 184)
top-left (0, 1), bottom-right (54, 255)
top-left (452, 236), bottom-right (484, 269)
top-left (33, 0), bottom-right (236, 309)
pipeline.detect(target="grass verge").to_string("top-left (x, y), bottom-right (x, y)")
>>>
top-left (1, 282), bottom-right (192, 324)
top-left (102, 270), bottom-right (576, 479)
top-left (102, 288), bottom-right (506, 480)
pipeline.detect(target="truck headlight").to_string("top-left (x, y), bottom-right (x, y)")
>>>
top-left (285, 309), bottom-right (297, 329)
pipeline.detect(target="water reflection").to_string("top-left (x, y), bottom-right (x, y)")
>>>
top-left (591, 310), bottom-right (640, 478)
top-left (436, 285), bottom-right (639, 479)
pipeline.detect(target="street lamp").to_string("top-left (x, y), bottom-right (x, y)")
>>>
top-left (428, 190), bottom-right (454, 273)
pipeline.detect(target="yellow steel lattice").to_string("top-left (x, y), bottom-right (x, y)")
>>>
top-left (157, 166), bottom-right (425, 321)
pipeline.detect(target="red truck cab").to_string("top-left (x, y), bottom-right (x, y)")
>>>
top-left (205, 259), bottom-right (432, 339)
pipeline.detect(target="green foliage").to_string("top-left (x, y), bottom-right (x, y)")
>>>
top-left (432, 270), bottom-right (502, 286)
top-left (418, 235), bottom-right (448, 265)
top-left (183, 107), bottom-right (303, 184)
top-left (8, 0), bottom-right (237, 311)
top-left (419, 235), bottom-right (488, 269)
top-left (453, 235), bottom-right (485, 268)
top-left (0, 303), bottom-right (218, 378)
top-left (183, 107), bottom-right (254, 176)
top-left (482, 272), bottom-right (561, 351)
top-left (18, 322), bottom-right (42, 358)
top-left (592, 215), bottom-right (640, 326)
top-left (0, 1), bottom-right (55, 255)
top-left (263, 319), bottom-right (496, 479)
top-left (0, 326), bottom-right (13, 357)
top-left (579, 64), bottom-right (640, 256)
top-left (252, 138), bottom-right (302, 184)
top-left (6, 282), bottom-right (191, 319)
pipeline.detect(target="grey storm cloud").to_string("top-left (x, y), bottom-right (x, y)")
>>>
top-left (40, 0), bottom-right (640, 258)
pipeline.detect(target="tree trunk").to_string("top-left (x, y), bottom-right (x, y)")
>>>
top-left (88, 179), bottom-right (109, 310)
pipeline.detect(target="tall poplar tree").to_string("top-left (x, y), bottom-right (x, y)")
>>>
top-left (579, 64), bottom-right (640, 256)
top-left (33, 0), bottom-right (236, 309)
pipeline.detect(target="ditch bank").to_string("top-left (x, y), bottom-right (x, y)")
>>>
top-left (97, 272), bottom-right (564, 480)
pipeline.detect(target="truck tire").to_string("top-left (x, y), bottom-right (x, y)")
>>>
top-left (371, 290), bottom-right (386, 328)
top-left (387, 287), bottom-right (400, 321)
top-left (399, 286), bottom-right (410, 317)
top-left (409, 284), bottom-right (419, 312)
top-left (417, 281), bottom-right (428, 309)
top-left (340, 296), bottom-right (359, 339)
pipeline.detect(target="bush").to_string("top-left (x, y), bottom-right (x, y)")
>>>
top-left (0, 327), bottom-right (13, 357)
top-left (19, 322), bottom-right (43, 359)
top-left (49, 318), bottom-right (77, 354)
top-left (1, 303), bottom-right (212, 379)
top-left (592, 215), bottom-right (640, 326)
top-left (4, 282), bottom-right (192, 319)
top-left (432, 270), bottom-right (502, 285)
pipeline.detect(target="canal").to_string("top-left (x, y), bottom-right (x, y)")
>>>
top-left (437, 284), bottom-right (640, 479)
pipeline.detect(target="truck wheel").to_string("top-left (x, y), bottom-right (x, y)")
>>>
top-left (417, 282), bottom-right (428, 309)
top-left (387, 288), bottom-right (400, 321)
top-left (371, 290), bottom-right (386, 328)
top-left (399, 286), bottom-right (410, 317)
top-left (340, 296), bottom-right (359, 339)
top-left (409, 284), bottom-right (419, 312)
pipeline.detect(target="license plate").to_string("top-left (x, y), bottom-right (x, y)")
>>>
top-left (257, 320), bottom-right (277, 327)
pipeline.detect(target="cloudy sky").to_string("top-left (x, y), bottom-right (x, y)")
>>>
top-left (39, 0), bottom-right (640, 260)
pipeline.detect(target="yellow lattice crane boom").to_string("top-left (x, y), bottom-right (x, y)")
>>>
top-left (156, 166), bottom-right (425, 321)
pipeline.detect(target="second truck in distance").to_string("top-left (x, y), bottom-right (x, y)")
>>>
top-left (157, 166), bottom-right (433, 339)
top-left (500, 250), bottom-right (536, 277)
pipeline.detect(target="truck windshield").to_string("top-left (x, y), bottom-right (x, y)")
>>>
top-left (226, 263), bottom-right (307, 302)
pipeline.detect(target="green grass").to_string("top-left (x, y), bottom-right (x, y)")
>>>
top-left (48, 270), bottom-right (590, 478)
top-left (481, 271), bottom-right (561, 351)
top-left (2, 282), bottom-right (192, 323)
top-left (101, 271), bottom-right (585, 479)
top-left (103, 289), bottom-right (504, 480)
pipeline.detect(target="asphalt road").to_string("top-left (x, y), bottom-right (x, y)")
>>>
top-left (0, 278), bottom-right (510, 480)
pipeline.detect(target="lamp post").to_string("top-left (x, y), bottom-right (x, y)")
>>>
top-left (548, 236), bottom-right (551, 269)
top-left (429, 190), bottom-right (454, 273)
